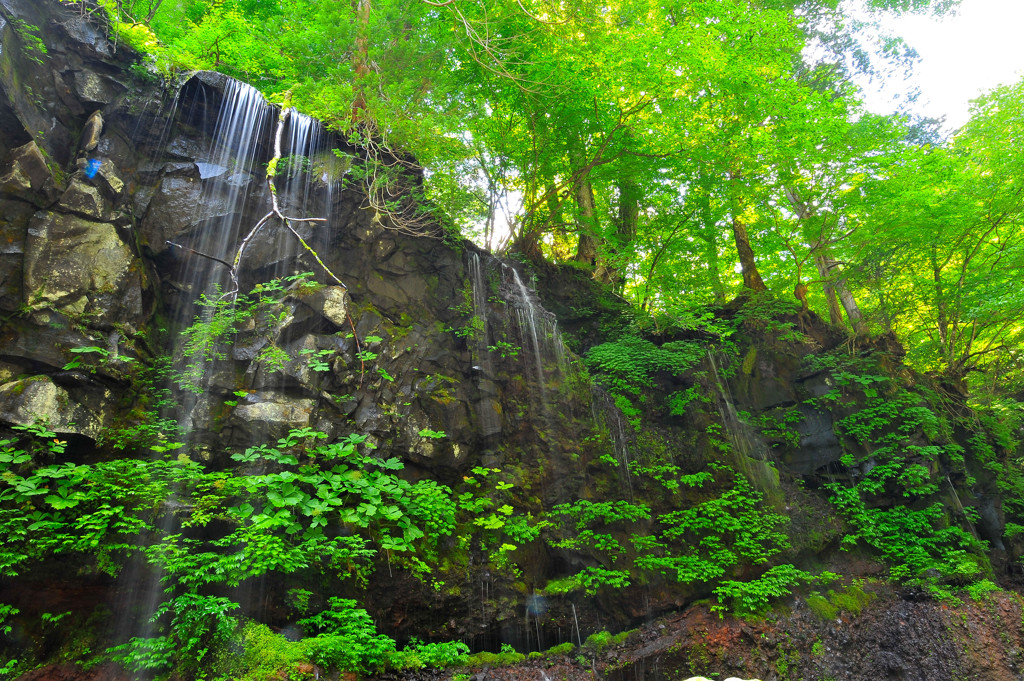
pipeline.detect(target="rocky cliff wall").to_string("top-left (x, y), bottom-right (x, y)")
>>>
top-left (0, 0), bottom-right (620, 649)
top-left (1, 2), bottom-right (1022, 680)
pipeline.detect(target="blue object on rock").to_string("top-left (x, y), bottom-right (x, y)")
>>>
top-left (85, 158), bottom-right (101, 179)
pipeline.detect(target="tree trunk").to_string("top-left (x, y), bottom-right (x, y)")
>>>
top-left (731, 214), bottom-right (767, 292)
top-left (814, 253), bottom-right (844, 325)
top-left (572, 180), bottom-right (599, 265)
top-left (601, 179), bottom-right (640, 288)
top-left (835, 277), bottom-right (865, 334)
top-left (616, 180), bottom-right (640, 244)
top-left (729, 171), bottom-right (767, 292)
top-left (351, 0), bottom-right (371, 123)
top-left (569, 144), bottom-right (605, 278)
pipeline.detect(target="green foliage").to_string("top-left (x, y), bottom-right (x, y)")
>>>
top-left (10, 18), bottom-right (47, 65)
top-left (805, 593), bottom-right (838, 620)
top-left (177, 274), bottom-right (326, 392)
top-left (586, 335), bottom-right (704, 397)
top-left (965, 578), bottom-right (1000, 601)
top-left (712, 564), bottom-right (815, 615)
top-left (0, 420), bottom-right (459, 674)
top-left (585, 334), bottom-right (703, 426)
top-left (802, 351), bottom-right (996, 595)
top-left (544, 642), bottom-right (575, 656)
top-left (388, 638), bottom-right (470, 670)
top-left (465, 645), bottom-right (525, 667)
top-left (298, 598), bottom-right (396, 673)
top-left (488, 341), bottom-right (520, 359)
top-left (541, 463), bottom-right (791, 603)
top-left (733, 294), bottom-right (807, 343)
top-left (217, 622), bottom-right (304, 681)
top-left (828, 485), bottom-right (985, 588)
top-left (581, 630), bottom-right (630, 652)
top-left (805, 582), bottom-right (875, 620)
top-left (111, 593), bottom-right (238, 676)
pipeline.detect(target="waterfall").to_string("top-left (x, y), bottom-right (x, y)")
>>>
top-left (507, 265), bottom-right (550, 412)
top-left (590, 387), bottom-right (636, 501)
top-left (113, 76), bottom-right (350, 668)
top-left (705, 350), bottom-right (779, 493)
top-left (180, 79), bottom-right (273, 297)
top-left (499, 264), bottom-right (578, 421)
top-left (468, 252), bottom-right (502, 439)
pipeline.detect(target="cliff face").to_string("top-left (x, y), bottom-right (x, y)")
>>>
top-left (1, 2), bottom-right (1022, 680)
top-left (0, 0), bottom-right (623, 652)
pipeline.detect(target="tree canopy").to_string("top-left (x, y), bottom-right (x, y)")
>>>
top-left (103, 0), bottom-right (1024, 395)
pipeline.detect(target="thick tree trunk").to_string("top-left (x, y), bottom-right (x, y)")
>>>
top-left (572, 177), bottom-right (599, 265)
top-left (616, 180), bottom-right (640, 244)
top-left (569, 144), bottom-right (608, 282)
top-left (731, 213), bottom-right (767, 292)
top-left (814, 253), bottom-right (844, 325)
top-left (512, 186), bottom-right (550, 263)
top-left (602, 179), bottom-right (641, 288)
top-left (729, 170), bottom-right (767, 292)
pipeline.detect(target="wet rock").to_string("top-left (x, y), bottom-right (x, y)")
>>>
top-left (94, 159), bottom-right (125, 199)
top-left (0, 376), bottom-right (102, 439)
top-left (58, 14), bottom-right (114, 57)
top-left (354, 395), bottom-right (383, 430)
top-left (57, 177), bottom-right (109, 220)
top-left (195, 162), bottom-right (228, 179)
top-left (79, 110), bottom-right (103, 152)
top-left (232, 394), bottom-right (316, 429)
top-left (0, 198), bottom-right (33, 310)
top-left (785, 407), bottom-right (842, 475)
top-left (72, 70), bottom-right (124, 105)
top-left (167, 135), bottom-right (206, 161)
top-left (23, 211), bottom-right (142, 323)
top-left (297, 285), bottom-right (351, 328)
top-left (138, 174), bottom-right (201, 248)
top-left (0, 140), bottom-right (60, 207)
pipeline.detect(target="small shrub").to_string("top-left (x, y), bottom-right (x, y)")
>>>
top-left (583, 630), bottom-right (613, 652)
top-left (544, 641), bottom-right (575, 656)
top-left (218, 622), bottom-right (304, 680)
top-left (965, 578), bottom-right (1000, 601)
top-left (389, 639), bottom-right (470, 669)
top-left (465, 645), bottom-right (525, 667)
top-left (828, 583), bottom-right (873, 616)
top-left (611, 629), bottom-right (636, 645)
top-left (805, 593), bottom-right (838, 620)
top-left (298, 598), bottom-right (396, 673)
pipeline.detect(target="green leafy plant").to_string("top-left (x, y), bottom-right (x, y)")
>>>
top-left (712, 564), bottom-right (815, 615)
top-left (298, 598), bottom-right (396, 673)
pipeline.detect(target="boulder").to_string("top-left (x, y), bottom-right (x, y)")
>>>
top-left (23, 211), bottom-right (142, 324)
top-left (71, 70), bottom-right (124, 105)
top-left (297, 285), bottom-right (351, 328)
top-left (79, 110), bottom-right (102, 151)
top-left (228, 393), bottom-right (317, 444)
top-left (0, 375), bottom-right (102, 439)
top-left (0, 140), bottom-right (60, 206)
top-left (57, 177), bottom-right (109, 220)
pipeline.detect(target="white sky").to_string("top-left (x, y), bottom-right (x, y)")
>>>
top-left (860, 0), bottom-right (1024, 130)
